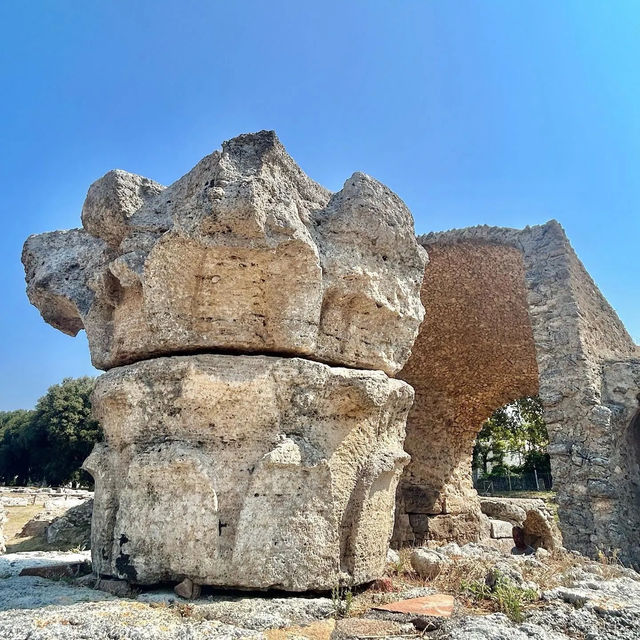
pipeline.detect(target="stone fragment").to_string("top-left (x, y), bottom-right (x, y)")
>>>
top-left (19, 561), bottom-right (91, 579)
top-left (386, 548), bottom-right (400, 566)
top-left (83, 354), bottom-right (413, 590)
top-left (368, 594), bottom-right (454, 632)
top-left (374, 593), bottom-right (454, 617)
top-left (23, 131), bottom-right (426, 375)
top-left (0, 551), bottom-right (92, 578)
top-left (480, 497), bottom-right (527, 524)
top-left (91, 577), bottom-right (137, 598)
top-left (81, 170), bottom-right (165, 248)
top-left (490, 519), bottom-right (514, 539)
top-left (409, 549), bottom-right (450, 579)
top-left (174, 577), bottom-right (201, 600)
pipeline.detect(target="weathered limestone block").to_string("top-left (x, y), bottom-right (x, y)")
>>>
top-left (83, 354), bottom-right (413, 590)
top-left (22, 131), bottom-right (426, 375)
top-left (489, 519), bottom-right (514, 540)
top-left (0, 504), bottom-right (6, 554)
top-left (481, 491), bottom-right (563, 551)
top-left (81, 170), bottom-right (165, 248)
top-left (479, 498), bottom-right (527, 524)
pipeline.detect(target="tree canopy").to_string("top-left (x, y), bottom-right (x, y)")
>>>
top-left (472, 396), bottom-right (551, 479)
top-left (0, 377), bottom-right (101, 487)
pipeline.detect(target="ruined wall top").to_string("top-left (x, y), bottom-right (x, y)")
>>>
top-left (419, 220), bottom-right (638, 363)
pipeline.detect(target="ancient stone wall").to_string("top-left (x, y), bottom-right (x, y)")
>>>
top-left (395, 221), bottom-right (640, 566)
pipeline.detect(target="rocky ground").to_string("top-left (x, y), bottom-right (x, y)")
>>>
top-left (0, 543), bottom-right (638, 639)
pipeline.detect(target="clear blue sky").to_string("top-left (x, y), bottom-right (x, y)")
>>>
top-left (1, 1), bottom-right (638, 411)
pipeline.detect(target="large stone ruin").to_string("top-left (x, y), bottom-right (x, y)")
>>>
top-left (23, 131), bottom-right (640, 582)
top-left (393, 223), bottom-right (640, 567)
top-left (22, 131), bottom-right (427, 589)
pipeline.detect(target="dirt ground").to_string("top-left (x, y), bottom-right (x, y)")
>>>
top-left (1, 501), bottom-right (85, 553)
top-left (4, 503), bottom-right (48, 552)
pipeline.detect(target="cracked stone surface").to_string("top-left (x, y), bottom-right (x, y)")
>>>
top-left (84, 354), bottom-right (413, 590)
top-left (22, 130), bottom-right (426, 375)
top-left (22, 131), bottom-right (426, 593)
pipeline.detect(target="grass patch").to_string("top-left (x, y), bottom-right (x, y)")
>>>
top-left (462, 570), bottom-right (538, 622)
top-left (3, 503), bottom-right (86, 553)
top-left (331, 585), bottom-right (354, 618)
top-left (4, 504), bottom-right (47, 552)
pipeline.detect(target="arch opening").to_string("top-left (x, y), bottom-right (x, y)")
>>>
top-left (393, 224), bottom-right (639, 564)
top-left (392, 241), bottom-right (541, 547)
top-left (473, 396), bottom-right (552, 495)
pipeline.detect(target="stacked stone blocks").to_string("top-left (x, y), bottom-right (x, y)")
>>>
top-left (22, 131), bottom-right (427, 589)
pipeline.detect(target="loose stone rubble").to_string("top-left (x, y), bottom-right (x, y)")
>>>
top-left (22, 131), bottom-right (426, 590)
top-left (480, 496), bottom-right (562, 552)
top-left (2, 543), bottom-right (639, 640)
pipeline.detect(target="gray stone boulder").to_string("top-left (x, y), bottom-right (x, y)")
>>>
top-left (410, 548), bottom-right (450, 579)
top-left (23, 131), bottom-right (427, 375)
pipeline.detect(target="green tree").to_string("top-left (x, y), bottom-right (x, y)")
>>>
top-left (473, 396), bottom-right (551, 478)
top-left (30, 377), bottom-right (102, 486)
top-left (0, 377), bottom-right (102, 487)
top-left (0, 410), bottom-right (35, 484)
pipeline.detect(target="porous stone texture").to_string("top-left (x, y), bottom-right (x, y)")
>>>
top-left (480, 497), bottom-right (562, 551)
top-left (23, 131), bottom-right (425, 592)
top-left (393, 238), bottom-right (538, 546)
top-left (22, 130), bottom-right (426, 376)
top-left (84, 354), bottom-right (412, 589)
top-left (0, 504), bottom-right (6, 554)
top-left (393, 221), bottom-right (640, 567)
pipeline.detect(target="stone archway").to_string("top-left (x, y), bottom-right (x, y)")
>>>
top-left (394, 222), bottom-right (640, 566)
top-left (392, 240), bottom-right (539, 546)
